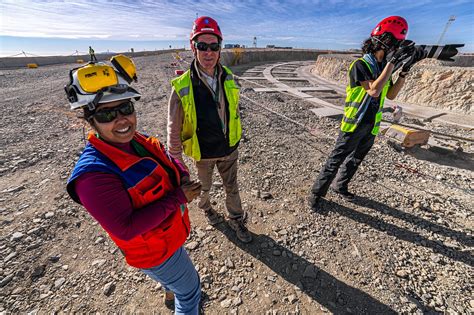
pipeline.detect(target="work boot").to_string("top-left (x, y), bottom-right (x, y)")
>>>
top-left (164, 290), bottom-right (174, 310)
top-left (204, 208), bottom-right (224, 226)
top-left (228, 213), bottom-right (252, 243)
top-left (332, 188), bottom-right (355, 201)
top-left (308, 193), bottom-right (323, 212)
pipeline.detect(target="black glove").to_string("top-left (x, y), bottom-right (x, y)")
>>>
top-left (389, 42), bottom-right (416, 65)
top-left (402, 47), bottom-right (427, 72)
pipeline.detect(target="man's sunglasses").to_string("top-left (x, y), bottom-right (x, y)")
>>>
top-left (92, 101), bottom-right (135, 123)
top-left (194, 42), bottom-right (221, 52)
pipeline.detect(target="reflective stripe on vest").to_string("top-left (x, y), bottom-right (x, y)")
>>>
top-left (66, 132), bottom-right (190, 269)
top-left (341, 58), bottom-right (390, 136)
top-left (171, 66), bottom-right (241, 161)
top-left (178, 86), bottom-right (190, 98)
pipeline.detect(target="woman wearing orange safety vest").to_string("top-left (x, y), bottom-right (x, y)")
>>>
top-left (65, 56), bottom-right (202, 314)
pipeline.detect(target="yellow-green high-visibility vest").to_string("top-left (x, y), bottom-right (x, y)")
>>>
top-left (341, 58), bottom-right (391, 136)
top-left (171, 66), bottom-right (241, 161)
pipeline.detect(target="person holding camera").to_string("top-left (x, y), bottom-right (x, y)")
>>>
top-left (65, 56), bottom-right (202, 314)
top-left (309, 16), bottom-right (424, 210)
top-left (167, 16), bottom-right (252, 243)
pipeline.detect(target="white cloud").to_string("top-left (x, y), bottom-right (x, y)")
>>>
top-left (0, 0), bottom-right (472, 50)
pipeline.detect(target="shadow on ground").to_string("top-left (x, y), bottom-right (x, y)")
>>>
top-left (213, 214), bottom-right (396, 314)
top-left (320, 198), bottom-right (473, 268)
top-left (351, 196), bottom-right (473, 249)
top-left (398, 144), bottom-right (474, 171)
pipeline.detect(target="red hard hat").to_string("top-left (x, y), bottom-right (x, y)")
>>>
top-left (371, 16), bottom-right (408, 40)
top-left (190, 16), bottom-right (223, 41)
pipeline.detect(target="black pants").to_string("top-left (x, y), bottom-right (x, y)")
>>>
top-left (311, 123), bottom-right (376, 197)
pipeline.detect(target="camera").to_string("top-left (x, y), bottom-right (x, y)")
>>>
top-left (415, 44), bottom-right (464, 61)
top-left (392, 42), bottom-right (464, 72)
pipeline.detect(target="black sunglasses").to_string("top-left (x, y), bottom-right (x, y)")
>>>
top-left (92, 101), bottom-right (135, 123)
top-left (194, 41), bottom-right (221, 52)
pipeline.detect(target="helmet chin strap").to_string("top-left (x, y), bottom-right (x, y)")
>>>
top-left (371, 36), bottom-right (395, 61)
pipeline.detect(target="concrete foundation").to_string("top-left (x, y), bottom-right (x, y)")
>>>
top-left (253, 87), bottom-right (333, 93)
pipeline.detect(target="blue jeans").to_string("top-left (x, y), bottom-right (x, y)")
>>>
top-left (141, 246), bottom-right (201, 314)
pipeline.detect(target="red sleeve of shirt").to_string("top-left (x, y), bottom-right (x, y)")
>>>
top-left (75, 172), bottom-right (187, 241)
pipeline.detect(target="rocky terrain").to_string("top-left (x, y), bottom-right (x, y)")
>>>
top-left (0, 52), bottom-right (473, 314)
top-left (312, 54), bottom-right (473, 114)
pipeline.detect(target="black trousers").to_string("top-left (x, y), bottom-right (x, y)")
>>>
top-left (311, 123), bottom-right (376, 197)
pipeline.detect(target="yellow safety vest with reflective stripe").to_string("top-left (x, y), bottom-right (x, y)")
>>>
top-left (171, 66), bottom-right (241, 161)
top-left (341, 58), bottom-right (390, 136)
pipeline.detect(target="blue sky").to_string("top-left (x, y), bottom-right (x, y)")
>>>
top-left (1, 0), bottom-right (473, 57)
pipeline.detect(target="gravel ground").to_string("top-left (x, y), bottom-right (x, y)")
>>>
top-left (0, 53), bottom-right (473, 314)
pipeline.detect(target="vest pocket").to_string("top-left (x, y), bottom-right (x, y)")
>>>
top-left (181, 116), bottom-right (194, 140)
top-left (113, 234), bottom-right (151, 264)
top-left (141, 229), bottom-right (168, 262)
top-left (182, 137), bottom-right (193, 157)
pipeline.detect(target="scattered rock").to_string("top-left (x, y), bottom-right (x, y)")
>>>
top-left (218, 266), bottom-right (227, 275)
top-left (54, 277), bottom-right (66, 289)
top-left (225, 258), bottom-right (235, 269)
top-left (103, 282), bottom-right (116, 296)
top-left (302, 265), bottom-right (318, 279)
top-left (287, 294), bottom-right (298, 304)
top-left (4, 251), bottom-right (17, 262)
top-left (260, 192), bottom-right (273, 200)
top-left (213, 181), bottom-right (223, 188)
top-left (11, 232), bottom-right (24, 241)
top-left (186, 241), bottom-right (200, 250)
top-left (220, 298), bottom-right (232, 308)
top-left (396, 270), bottom-right (409, 279)
top-left (31, 265), bottom-right (46, 281)
top-left (232, 297), bottom-right (243, 307)
top-left (1, 185), bottom-right (25, 193)
top-left (0, 274), bottom-right (14, 287)
top-left (91, 259), bottom-right (106, 267)
top-left (44, 212), bottom-right (55, 219)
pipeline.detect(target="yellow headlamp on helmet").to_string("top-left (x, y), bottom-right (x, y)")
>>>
top-left (110, 54), bottom-right (137, 83)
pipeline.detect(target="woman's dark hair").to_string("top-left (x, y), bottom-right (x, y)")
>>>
top-left (362, 38), bottom-right (377, 54)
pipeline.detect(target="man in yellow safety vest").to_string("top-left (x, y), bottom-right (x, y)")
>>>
top-left (89, 46), bottom-right (97, 62)
top-left (167, 16), bottom-right (252, 243)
